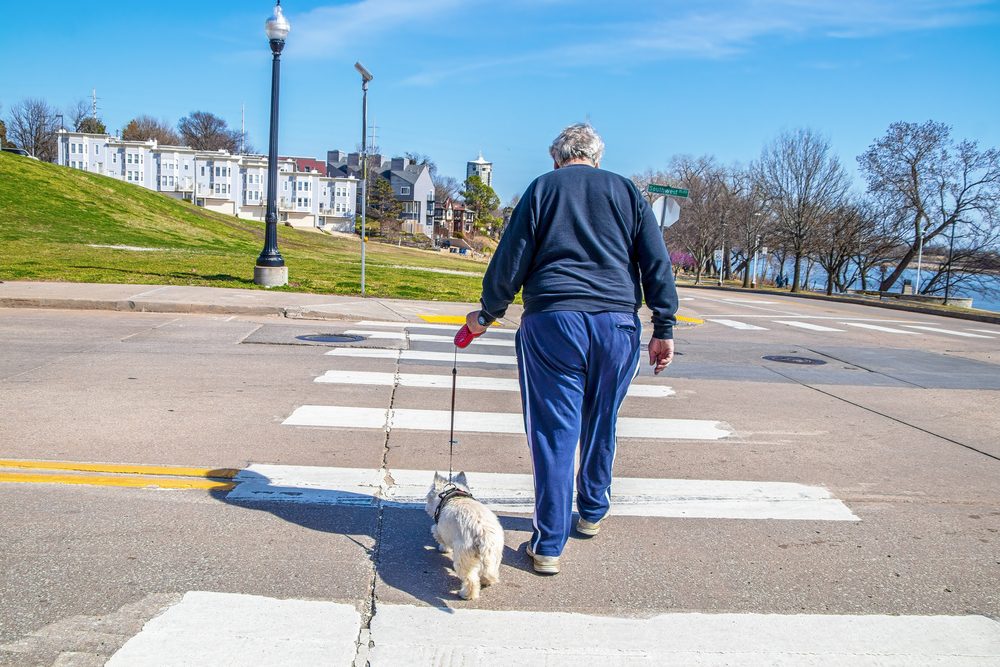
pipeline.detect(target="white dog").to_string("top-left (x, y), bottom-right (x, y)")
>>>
top-left (425, 471), bottom-right (504, 600)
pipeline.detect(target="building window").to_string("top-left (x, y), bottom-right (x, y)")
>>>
top-left (401, 186), bottom-right (410, 195)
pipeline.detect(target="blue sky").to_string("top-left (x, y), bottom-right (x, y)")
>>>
top-left (3, 0), bottom-right (999, 201)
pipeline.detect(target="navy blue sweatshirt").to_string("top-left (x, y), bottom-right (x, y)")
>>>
top-left (480, 164), bottom-right (678, 339)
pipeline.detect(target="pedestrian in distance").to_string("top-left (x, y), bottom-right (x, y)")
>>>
top-left (463, 123), bottom-right (678, 574)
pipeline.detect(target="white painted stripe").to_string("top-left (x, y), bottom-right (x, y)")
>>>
top-left (284, 405), bottom-right (389, 429)
top-left (314, 370), bottom-right (675, 397)
top-left (843, 322), bottom-right (921, 335)
top-left (775, 320), bottom-right (845, 332)
top-left (107, 591), bottom-right (360, 666)
top-left (326, 348), bottom-right (517, 365)
top-left (284, 406), bottom-right (730, 440)
top-left (371, 605), bottom-right (1000, 665)
top-left (325, 347), bottom-right (400, 359)
top-left (901, 325), bottom-right (994, 338)
top-left (722, 299), bottom-right (779, 304)
top-left (709, 319), bottom-right (769, 330)
top-left (345, 329), bottom-right (516, 347)
top-left (970, 328), bottom-right (1000, 335)
top-left (227, 465), bottom-right (857, 521)
top-left (356, 320), bottom-right (518, 335)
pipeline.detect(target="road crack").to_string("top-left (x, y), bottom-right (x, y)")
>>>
top-left (353, 332), bottom-right (405, 666)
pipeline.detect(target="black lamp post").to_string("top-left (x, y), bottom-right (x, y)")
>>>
top-left (254, 1), bottom-right (290, 287)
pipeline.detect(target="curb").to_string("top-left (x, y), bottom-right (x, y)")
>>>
top-left (678, 283), bottom-right (1000, 326)
top-left (0, 297), bottom-right (390, 322)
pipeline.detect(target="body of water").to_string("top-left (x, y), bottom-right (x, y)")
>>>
top-left (761, 259), bottom-right (1000, 313)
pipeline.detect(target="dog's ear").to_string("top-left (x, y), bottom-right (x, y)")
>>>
top-left (433, 471), bottom-right (446, 488)
top-left (455, 471), bottom-right (468, 486)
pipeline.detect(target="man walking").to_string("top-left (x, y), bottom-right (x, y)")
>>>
top-left (464, 123), bottom-right (677, 574)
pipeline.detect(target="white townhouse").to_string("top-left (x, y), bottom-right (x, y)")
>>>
top-left (56, 130), bottom-right (357, 231)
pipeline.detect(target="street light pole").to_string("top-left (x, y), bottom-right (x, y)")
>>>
top-left (254, 1), bottom-right (290, 288)
top-left (355, 62), bottom-right (373, 296)
top-left (751, 234), bottom-right (760, 289)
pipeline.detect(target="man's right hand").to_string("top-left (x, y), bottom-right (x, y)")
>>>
top-left (648, 338), bottom-right (674, 375)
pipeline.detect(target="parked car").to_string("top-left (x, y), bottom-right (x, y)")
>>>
top-left (2, 147), bottom-right (39, 160)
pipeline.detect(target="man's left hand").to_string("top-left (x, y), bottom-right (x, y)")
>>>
top-left (465, 310), bottom-right (488, 335)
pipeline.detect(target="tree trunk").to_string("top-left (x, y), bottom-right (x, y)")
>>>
top-left (790, 253), bottom-right (803, 293)
top-left (878, 243), bottom-right (919, 292)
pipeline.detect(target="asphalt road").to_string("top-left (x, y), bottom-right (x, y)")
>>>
top-left (1, 288), bottom-right (999, 664)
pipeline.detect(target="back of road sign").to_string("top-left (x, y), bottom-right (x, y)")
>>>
top-left (652, 196), bottom-right (681, 230)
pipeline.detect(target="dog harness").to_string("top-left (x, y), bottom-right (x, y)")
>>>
top-left (434, 486), bottom-right (474, 524)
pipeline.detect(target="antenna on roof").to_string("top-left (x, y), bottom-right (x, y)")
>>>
top-left (91, 89), bottom-right (100, 119)
top-left (241, 103), bottom-right (246, 154)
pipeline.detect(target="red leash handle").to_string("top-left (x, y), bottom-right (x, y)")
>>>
top-left (454, 324), bottom-right (483, 349)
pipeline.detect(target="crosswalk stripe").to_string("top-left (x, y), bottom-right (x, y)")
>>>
top-left (709, 319), bottom-right (769, 330)
top-left (356, 320), bottom-right (518, 335)
top-left (901, 325), bottom-right (994, 338)
top-left (774, 320), bottom-right (845, 332)
top-left (283, 406), bottom-right (731, 440)
top-left (344, 329), bottom-right (516, 347)
top-left (226, 465), bottom-right (856, 520)
top-left (722, 298), bottom-right (779, 304)
top-left (326, 348), bottom-right (518, 365)
top-left (107, 592), bottom-right (360, 666)
top-left (314, 370), bottom-right (675, 397)
top-left (371, 605), bottom-right (1000, 664)
top-left (843, 322), bottom-right (921, 335)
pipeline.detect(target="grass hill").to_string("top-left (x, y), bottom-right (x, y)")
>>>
top-left (0, 152), bottom-right (485, 301)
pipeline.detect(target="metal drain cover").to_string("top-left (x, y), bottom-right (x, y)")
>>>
top-left (296, 334), bottom-right (365, 344)
top-left (762, 355), bottom-right (826, 366)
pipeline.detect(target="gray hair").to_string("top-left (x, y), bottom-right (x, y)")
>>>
top-left (549, 123), bottom-right (605, 167)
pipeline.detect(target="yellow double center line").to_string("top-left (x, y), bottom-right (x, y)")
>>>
top-left (0, 460), bottom-right (239, 491)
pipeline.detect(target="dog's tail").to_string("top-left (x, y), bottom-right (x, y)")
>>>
top-left (476, 532), bottom-right (502, 585)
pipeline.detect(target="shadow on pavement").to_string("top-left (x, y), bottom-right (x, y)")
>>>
top-left (211, 469), bottom-right (535, 610)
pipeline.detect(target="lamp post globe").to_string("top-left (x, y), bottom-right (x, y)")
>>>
top-left (254, 1), bottom-right (291, 287)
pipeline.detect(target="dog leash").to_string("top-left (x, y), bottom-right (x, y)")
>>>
top-left (448, 345), bottom-right (458, 484)
top-left (449, 324), bottom-right (484, 484)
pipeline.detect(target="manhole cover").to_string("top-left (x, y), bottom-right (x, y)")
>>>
top-left (296, 334), bottom-right (365, 344)
top-left (762, 355), bottom-right (826, 366)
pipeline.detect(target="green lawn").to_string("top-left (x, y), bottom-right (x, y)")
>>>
top-left (0, 152), bottom-right (486, 301)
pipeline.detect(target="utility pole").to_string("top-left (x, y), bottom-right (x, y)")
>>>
top-left (91, 89), bottom-right (98, 119)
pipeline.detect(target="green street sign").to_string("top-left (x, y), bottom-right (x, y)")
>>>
top-left (647, 184), bottom-right (689, 198)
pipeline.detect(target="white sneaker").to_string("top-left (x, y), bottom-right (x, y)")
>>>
top-left (525, 545), bottom-right (560, 574)
top-left (576, 518), bottom-right (601, 536)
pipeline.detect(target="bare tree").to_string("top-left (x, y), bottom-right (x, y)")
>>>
top-left (658, 156), bottom-right (728, 285)
top-left (433, 175), bottom-right (461, 204)
top-left (177, 111), bottom-right (240, 151)
top-left (68, 99), bottom-right (106, 134)
top-left (757, 128), bottom-right (848, 292)
top-left (858, 120), bottom-right (1000, 293)
top-left (729, 167), bottom-right (770, 287)
top-left (122, 115), bottom-right (182, 145)
top-left (6, 98), bottom-right (60, 161)
top-left (920, 221), bottom-right (1000, 302)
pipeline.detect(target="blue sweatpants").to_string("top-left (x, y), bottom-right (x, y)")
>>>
top-left (515, 311), bottom-right (642, 557)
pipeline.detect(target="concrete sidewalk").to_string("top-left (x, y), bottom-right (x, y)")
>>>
top-left (0, 281), bottom-right (524, 325)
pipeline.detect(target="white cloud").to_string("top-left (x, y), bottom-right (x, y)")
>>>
top-left (401, 0), bottom-right (994, 85)
top-left (291, 0), bottom-right (468, 59)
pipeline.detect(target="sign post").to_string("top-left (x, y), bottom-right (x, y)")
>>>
top-left (651, 196), bottom-right (681, 230)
